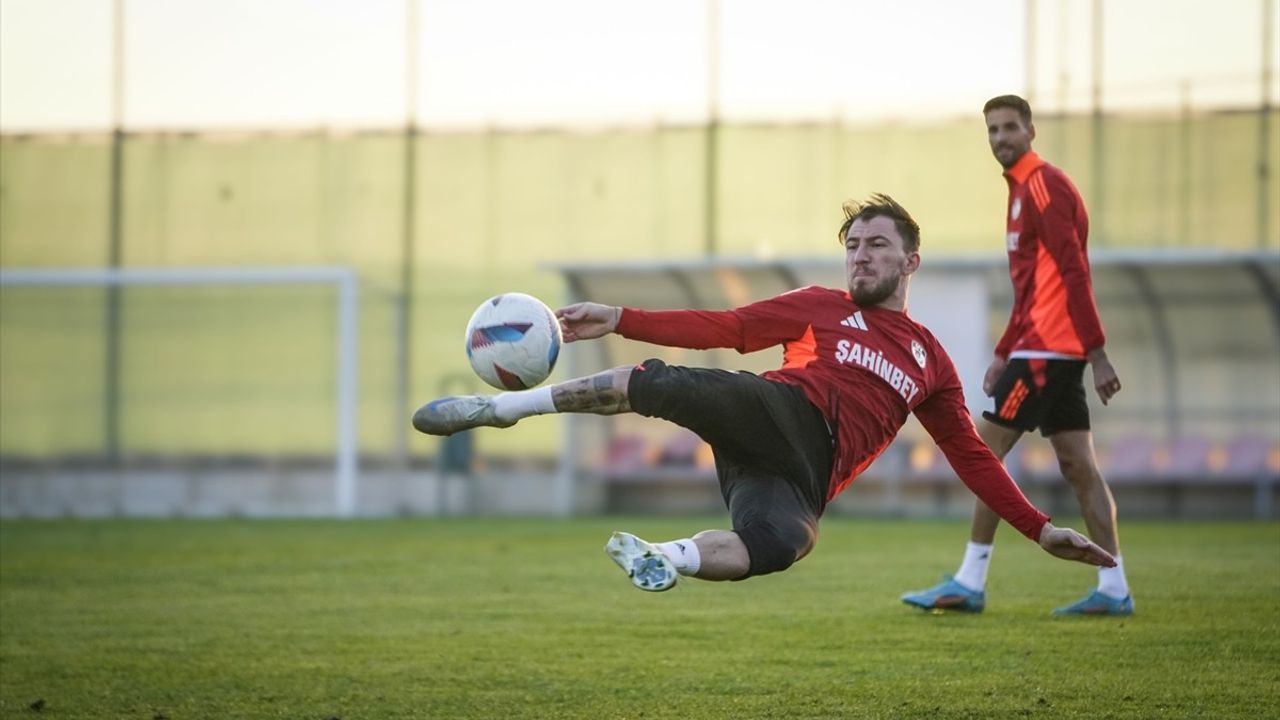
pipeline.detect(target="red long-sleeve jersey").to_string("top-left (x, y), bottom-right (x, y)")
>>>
top-left (617, 286), bottom-right (1050, 541)
top-left (995, 151), bottom-right (1105, 359)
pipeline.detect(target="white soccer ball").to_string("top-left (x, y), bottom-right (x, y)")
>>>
top-left (464, 293), bottom-right (563, 390)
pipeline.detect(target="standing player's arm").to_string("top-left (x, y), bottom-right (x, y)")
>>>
top-left (1037, 175), bottom-right (1105, 351)
top-left (982, 355), bottom-right (1009, 397)
top-left (988, 258), bottom-right (1017, 396)
top-left (992, 309), bottom-right (1018, 364)
top-left (1037, 173), bottom-right (1119, 402)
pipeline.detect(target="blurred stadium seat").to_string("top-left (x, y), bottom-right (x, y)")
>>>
top-left (1100, 433), bottom-right (1159, 482)
top-left (655, 430), bottom-right (707, 468)
top-left (604, 434), bottom-right (649, 476)
top-left (1159, 434), bottom-right (1213, 480)
top-left (1215, 434), bottom-right (1279, 480)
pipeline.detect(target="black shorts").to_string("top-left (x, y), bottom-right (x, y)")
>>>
top-left (981, 358), bottom-right (1091, 436)
top-left (628, 359), bottom-right (833, 575)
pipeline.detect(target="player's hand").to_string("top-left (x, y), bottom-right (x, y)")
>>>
top-left (556, 302), bottom-right (621, 342)
top-left (982, 356), bottom-right (1007, 397)
top-left (1088, 349), bottom-right (1121, 405)
top-left (1038, 523), bottom-right (1116, 567)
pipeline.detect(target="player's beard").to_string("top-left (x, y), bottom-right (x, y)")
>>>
top-left (851, 272), bottom-right (902, 306)
top-left (994, 142), bottom-right (1029, 169)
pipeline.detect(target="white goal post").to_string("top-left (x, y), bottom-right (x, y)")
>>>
top-left (0, 266), bottom-right (360, 517)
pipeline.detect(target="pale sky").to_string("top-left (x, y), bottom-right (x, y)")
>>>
top-left (1, 0), bottom-right (1276, 132)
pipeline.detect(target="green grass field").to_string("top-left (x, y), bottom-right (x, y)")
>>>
top-left (1, 517), bottom-right (1277, 719)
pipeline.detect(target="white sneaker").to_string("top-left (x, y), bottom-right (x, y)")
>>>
top-left (411, 395), bottom-right (515, 436)
top-left (604, 531), bottom-right (678, 592)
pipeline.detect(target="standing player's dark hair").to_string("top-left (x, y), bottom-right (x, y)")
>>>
top-left (836, 193), bottom-right (921, 254)
top-left (983, 94), bottom-right (1033, 127)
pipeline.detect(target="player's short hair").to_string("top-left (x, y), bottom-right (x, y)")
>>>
top-left (983, 94), bottom-right (1033, 127)
top-left (837, 193), bottom-right (921, 254)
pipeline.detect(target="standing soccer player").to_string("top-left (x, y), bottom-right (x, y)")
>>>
top-left (902, 95), bottom-right (1132, 616)
top-left (414, 194), bottom-right (1115, 592)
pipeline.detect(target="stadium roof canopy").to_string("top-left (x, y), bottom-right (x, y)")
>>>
top-left (554, 249), bottom-right (1280, 440)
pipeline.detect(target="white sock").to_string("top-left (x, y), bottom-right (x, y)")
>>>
top-left (1097, 555), bottom-right (1130, 599)
top-left (954, 541), bottom-right (994, 592)
top-left (656, 539), bottom-right (701, 576)
top-left (491, 387), bottom-right (556, 423)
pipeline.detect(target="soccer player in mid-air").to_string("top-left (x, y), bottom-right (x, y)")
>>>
top-left (902, 95), bottom-right (1133, 616)
top-left (414, 193), bottom-right (1116, 592)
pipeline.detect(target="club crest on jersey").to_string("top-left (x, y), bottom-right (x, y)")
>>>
top-left (911, 340), bottom-right (927, 369)
top-left (1011, 197), bottom-right (1022, 220)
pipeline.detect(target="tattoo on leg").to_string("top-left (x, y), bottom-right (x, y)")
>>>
top-left (551, 369), bottom-right (632, 415)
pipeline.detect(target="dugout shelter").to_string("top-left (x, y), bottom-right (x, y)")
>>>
top-left (553, 250), bottom-right (1280, 520)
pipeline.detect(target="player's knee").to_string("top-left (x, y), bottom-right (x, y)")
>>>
top-left (626, 358), bottom-right (678, 418)
top-left (735, 516), bottom-right (817, 579)
top-left (1057, 449), bottom-right (1100, 486)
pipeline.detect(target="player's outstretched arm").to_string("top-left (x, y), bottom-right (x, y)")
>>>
top-left (556, 302), bottom-right (621, 342)
top-left (1038, 523), bottom-right (1116, 567)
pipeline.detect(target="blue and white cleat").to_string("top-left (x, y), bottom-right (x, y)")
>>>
top-left (1052, 588), bottom-right (1134, 616)
top-left (411, 395), bottom-right (514, 436)
top-left (604, 531), bottom-right (678, 592)
top-left (901, 574), bottom-right (986, 613)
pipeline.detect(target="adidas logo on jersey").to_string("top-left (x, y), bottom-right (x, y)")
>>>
top-left (840, 312), bottom-right (868, 331)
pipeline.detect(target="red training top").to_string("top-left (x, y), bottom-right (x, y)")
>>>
top-left (995, 151), bottom-right (1105, 360)
top-left (617, 286), bottom-right (1050, 541)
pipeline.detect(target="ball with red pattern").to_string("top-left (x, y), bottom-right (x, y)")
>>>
top-left (464, 293), bottom-right (562, 390)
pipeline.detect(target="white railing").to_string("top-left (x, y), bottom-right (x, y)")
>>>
top-left (0, 266), bottom-right (361, 516)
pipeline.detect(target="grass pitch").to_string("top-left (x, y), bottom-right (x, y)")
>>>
top-left (1, 517), bottom-right (1277, 719)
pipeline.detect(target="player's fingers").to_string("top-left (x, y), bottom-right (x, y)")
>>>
top-left (556, 304), bottom-right (585, 320)
top-left (1087, 543), bottom-right (1117, 567)
top-left (1098, 382), bottom-right (1115, 405)
top-left (1067, 532), bottom-right (1116, 566)
top-left (983, 376), bottom-right (997, 396)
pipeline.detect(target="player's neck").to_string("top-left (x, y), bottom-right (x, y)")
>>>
top-left (871, 287), bottom-right (909, 313)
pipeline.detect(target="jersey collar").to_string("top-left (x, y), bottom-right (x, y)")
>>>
top-left (1003, 150), bottom-right (1045, 185)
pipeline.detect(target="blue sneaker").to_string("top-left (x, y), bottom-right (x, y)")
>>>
top-left (1052, 588), bottom-right (1134, 616)
top-left (901, 574), bottom-right (985, 612)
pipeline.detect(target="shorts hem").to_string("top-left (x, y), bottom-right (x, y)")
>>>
top-left (1039, 424), bottom-right (1092, 438)
top-left (981, 410), bottom-right (1031, 433)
